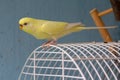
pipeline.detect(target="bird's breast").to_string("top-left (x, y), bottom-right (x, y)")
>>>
top-left (32, 31), bottom-right (51, 39)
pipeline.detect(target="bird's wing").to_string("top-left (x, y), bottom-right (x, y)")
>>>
top-left (66, 22), bottom-right (85, 29)
top-left (41, 21), bottom-right (85, 36)
top-left (41, 21), bottom-right (68, 35)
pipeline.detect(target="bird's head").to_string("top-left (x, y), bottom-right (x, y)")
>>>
top-left (19, 17), bottom-right (35, 31)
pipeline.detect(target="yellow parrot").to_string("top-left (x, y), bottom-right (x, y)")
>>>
top-left (19, 17), bottom-right (116, 46)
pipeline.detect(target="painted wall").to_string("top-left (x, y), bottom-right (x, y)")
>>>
top-left (0, 0), bottom-right (119, 80)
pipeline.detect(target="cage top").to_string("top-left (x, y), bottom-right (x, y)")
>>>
top-left (19, 42), bottom-right (120, 80)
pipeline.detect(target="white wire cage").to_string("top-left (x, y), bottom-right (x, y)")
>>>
top-left (18, 42), bottom-right (120, 80)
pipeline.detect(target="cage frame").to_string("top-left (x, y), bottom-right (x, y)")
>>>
top-left (18, 42), bottom-right (120, 80)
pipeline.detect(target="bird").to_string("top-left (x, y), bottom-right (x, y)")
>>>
top-left (19, 17), bottom-right (117, 46)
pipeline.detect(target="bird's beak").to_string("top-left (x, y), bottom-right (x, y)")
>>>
top-left (19, 24), bottom-right (23, 30)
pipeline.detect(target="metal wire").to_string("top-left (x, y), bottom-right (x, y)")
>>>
top-left (18, 42), bottom-right (120, 80)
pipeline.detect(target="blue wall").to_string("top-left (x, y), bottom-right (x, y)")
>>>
top-left (0, 0), bottom-right (119, 80)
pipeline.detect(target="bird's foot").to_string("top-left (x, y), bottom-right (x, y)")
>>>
top-left (42, 40), bottom-right (57, 48)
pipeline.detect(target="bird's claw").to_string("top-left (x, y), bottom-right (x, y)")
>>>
top-left (42, 40), bottom-right (57, 49)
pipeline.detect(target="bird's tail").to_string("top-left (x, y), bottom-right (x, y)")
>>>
top-left (72, 26), bottom-right (117, 32)
top-left (67, 22), bottom-right (117, 32)
top-left (83, 26), bottom-right (117, 30)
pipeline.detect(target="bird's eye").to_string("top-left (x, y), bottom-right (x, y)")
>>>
top-left (24, 23), bottom-right (28, 25)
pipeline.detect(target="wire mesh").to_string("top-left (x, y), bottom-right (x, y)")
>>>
top-left (18, 42), bottom-right (120, 80)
